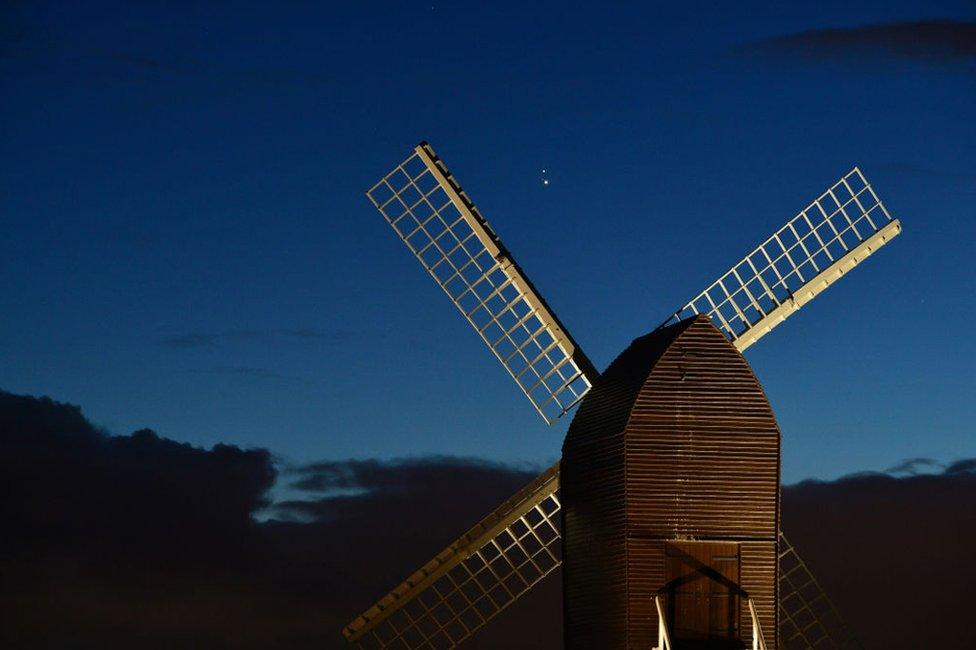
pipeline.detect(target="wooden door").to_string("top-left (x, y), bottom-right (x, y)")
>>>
top-left (664, 541), bottom-right (741, 648)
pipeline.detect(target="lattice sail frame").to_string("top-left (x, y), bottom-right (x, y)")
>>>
top-left (343, 463), bottom-right (859, 650)
top-left (662, 168), bottom-right (901, 352)
top-left (778, 533), bottom-right (861, 649)
top-left (343, 464), bottom-right (562, 648)
top-left (366, 144), bottom-right (598, 424)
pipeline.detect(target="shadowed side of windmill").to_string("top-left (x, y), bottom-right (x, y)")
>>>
top-left (563, 315), bottom-right (779, 649)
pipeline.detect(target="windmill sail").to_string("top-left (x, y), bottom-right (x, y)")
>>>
top-left (662, 167), bottom-right (901, 352)
top-left (342, 463), bottom-right (858, 650)
top-left (778, 532), bottom-right (861, 649)
top-left (343, 463), bottom-right (562, 648)
top-left (366, 143), bottom-right (598, 424)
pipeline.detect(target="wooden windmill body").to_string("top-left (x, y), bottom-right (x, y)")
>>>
top-left (563, 316), bottom-right (779, 649)
top-left (342, 142), bottom-right (902, 649)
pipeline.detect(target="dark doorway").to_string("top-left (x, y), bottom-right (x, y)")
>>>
top-left (664, 541), bottom-right (742, 649)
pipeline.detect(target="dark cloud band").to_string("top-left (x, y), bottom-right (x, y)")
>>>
top-left (1, 390), bottom-right (974, 648)
top-left (739, 20), bottom-right (976, 63)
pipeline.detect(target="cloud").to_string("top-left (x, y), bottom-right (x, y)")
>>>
top-left (193, 366), bottom-right (310, 383)
top-left (738, 20), bottom-right (976, 63)
top-left (946, 457), bottom-right (976, 474)
top-left (0, 390), bottom-right (281, 648)
top-left (283, 455), bottom-right (535, 495)
top-left (160, 328), bottom-right (352, 349)
top-left (883, 456), bottom-right (943, 475)
top-left (782, 466), bottom-right (976, 648)
top-left (0, 392), bottom-right (542, 648)
top-left (0, 391), bottom-right (275, 563)
top-left (2, 389), bottom-right (974, 648)
top-left (279, 452), bottom-right (538, 526)
top-left (2, 37), bottom-right (339, 89)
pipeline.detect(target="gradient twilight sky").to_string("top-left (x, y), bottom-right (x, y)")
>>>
top-left (2, 2), bottom-right (974, 484)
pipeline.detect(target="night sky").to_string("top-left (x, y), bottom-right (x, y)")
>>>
top-left (3, 2), bottom-right (975, 481)
top-left (1, 3), bottom-right (975, 648)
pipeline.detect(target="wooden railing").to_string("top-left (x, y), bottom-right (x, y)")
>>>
top-left (747, 596), bottom-right (768, 650)
top-left (652, 594), bottom-right (766, 650)
top-left (652, 595), bottom-right (673, 650)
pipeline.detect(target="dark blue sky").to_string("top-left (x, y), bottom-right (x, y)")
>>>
top-left (2, 2), bottom-right (973, 483)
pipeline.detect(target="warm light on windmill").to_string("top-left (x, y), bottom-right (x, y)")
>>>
top-left (345, 142), bottom-right (902, 650)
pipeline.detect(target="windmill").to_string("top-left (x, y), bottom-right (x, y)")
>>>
top-left (342, 143), bottom-right (902, 649)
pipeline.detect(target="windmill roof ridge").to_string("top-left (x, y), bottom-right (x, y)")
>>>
top-left (563, 315), bottom-right (710, 453)
top-left (602, 313), bottom-right (708, 372)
